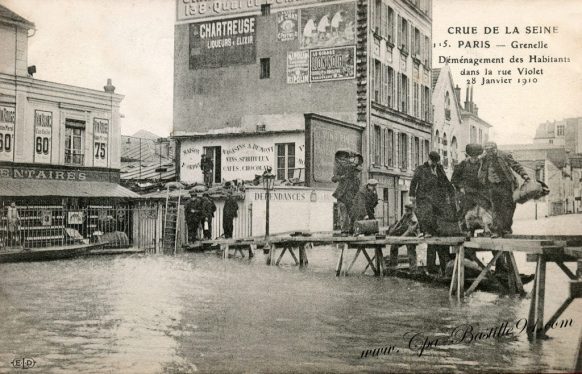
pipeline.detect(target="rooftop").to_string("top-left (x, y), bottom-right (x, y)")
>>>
top-left (0, 4), bottom-right (34, 29)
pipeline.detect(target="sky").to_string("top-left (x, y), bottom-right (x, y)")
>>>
top-left (2, 0), bottom-right (581, 143)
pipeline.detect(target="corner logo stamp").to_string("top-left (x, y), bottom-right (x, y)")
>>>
top-left (10, 358), bottom-right (36, 369)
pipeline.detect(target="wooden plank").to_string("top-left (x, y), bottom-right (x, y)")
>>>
top-left (287, 247), bottom-right (300, 266)
top-left (507, 252), bottom-right (525, 296)
top-left (505, 234), bottom-right (582, 246)
top-left (465, 251), bottom-right (504, 296)
top-left (556, 261), bottom-right (577, 280)
top-left (223, 244), bottom-right (229, 260)
top-left (527, 260), bottom-right (538, 340)
top-left (529, 257), bottom-right (547, 339)
top-left (527, 253), bottom-right (578, 262)
top-left (571, 280), bottom-right (582, 298)
top-left (346, 248), bottom-right (362, 275)
top-left (275, 247), bottom-right (287, 266)
top-left (457, 245), bottom-right (464, 301)
top-left (564, 247), bottom-right (582, 259)
top-left (375, 247), bottom-right (385, 276)
top-left (449, 250), bottom-right (459, 296)
top-left (543, 297), bottom-right (575, 334)
top-left (506, 253), bottom-right (517, 295)
top-left (361, 248), bottom-right (378, 276)
top-left (335, 243), bottom-right (345, 276)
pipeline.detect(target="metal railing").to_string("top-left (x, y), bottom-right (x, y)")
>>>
top-left (0, 204), bottom-right (161, 251)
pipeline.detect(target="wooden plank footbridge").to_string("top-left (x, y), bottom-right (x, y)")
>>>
top-left (187, 233), bottom-right (582, 367)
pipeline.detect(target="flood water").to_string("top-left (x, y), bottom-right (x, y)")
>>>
top-left (0, 247), bottom-right (580, 373)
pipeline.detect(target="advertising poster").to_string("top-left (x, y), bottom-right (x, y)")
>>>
top-left (33, 110), bottom-right (52, 164)
top-left (0, 106), bottom-right (15, 162)
top-left (300, 2), bottom-right (355, 49)
top-left (93, 118), bottom-right (109, 167)
top-left (309, 46), bottom-right (355, 82)
top-left (286, 51), bottom-right (309, 84)
top-left (189, 16), bottom-right (256, 69)
top-left (277, 10), bottom-right (298, 42)
top-left (40, 210), bottom-right (53, 226)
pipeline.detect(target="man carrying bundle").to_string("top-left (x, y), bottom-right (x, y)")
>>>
top-left (332, 150), bottom-right (363, 235)
top-left (386, 203), bottom-right (420, 272)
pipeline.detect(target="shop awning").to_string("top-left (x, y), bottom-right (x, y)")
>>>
top-left (0, 179), bottom-right (140, 199)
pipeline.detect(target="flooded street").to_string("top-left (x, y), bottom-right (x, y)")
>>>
top-left (1, 217), bottom-right (581, 374)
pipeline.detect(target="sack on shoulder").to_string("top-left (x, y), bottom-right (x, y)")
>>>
top-left (513, 180), bottom-right (550, 204)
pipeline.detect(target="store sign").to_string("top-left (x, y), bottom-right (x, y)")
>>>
top-left (277, 10), bottom-right (298, 41)
top-left (287, 51), bottom-right (309, 84)
top-left (0, 106), bottom-right (15, 162)
top-left (34, 110), bottom-right (53, 164)
top-left (0, 165), bottom-right (120, 182)
top-left (189, 16), bottom-right (256, 69)
top-left (93, 118), bottom-right (109, 167)
top-left (177, 0), bottom-right (333, 23)
top-left (309, 46), bottom-right (355, 82)
top-left (300, 2), bottom-right (355, 49)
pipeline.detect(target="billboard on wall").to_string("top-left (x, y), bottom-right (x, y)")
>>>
top-left (277, 10), bottom-right (298, 41)
top-left (189, 16), bottom-right (256, 69)
top-left (0, 106), bottom-right (15, 162)
top-left (34, 110), bottom-right (53, 164)
top-left (300, 2), bottom-right (355, 49)
top-left (93, 118), bottom-right (109, 167)
top-left (287, 51), bottom-right (309, 84)
top-left (309, 46), bottom-right (355, 82)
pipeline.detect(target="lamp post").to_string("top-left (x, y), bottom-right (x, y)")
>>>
top-left (262, 167), bottom-right (275, 237)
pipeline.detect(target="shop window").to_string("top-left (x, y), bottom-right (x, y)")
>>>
top-left (260, 58), bottom-right (270, 79)
top-left (276, 143), bottom-right (295, 180)
top-left (203, 146), bottom-right (222, 183)
top-left (65, 120), bottom-right (85, 165)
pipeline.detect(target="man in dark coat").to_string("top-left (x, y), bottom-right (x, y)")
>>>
top-left (185, 193), bottom-right (204, 241)
top-left (222, 183), bottom-right (238, 239)
top-left (201, 193), bottom-right (216, 239)
top-left (332, 150), bottom-right (363, 234)
top-left (410, 151), bottom-right (455, 274)
top-left (350, 179), bottom-right (379, 225)
top-left (451, 143), bottom-right (492, 234)
top-left (201, 154), bottom-right (214, 188)
top-left (478, 142), bottom-right (530, 237)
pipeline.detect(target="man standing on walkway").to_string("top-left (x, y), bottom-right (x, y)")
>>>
top-left (222, 183), bottom-right (238, 239)
top-left (201, 193), bottom-right (216, 240)
top-left (387, 203), bottom-right (419, 272)
top-left (350, 179), bottom-right (379, 224)
top-left (332, 150), bottom-right (363, 235)
top-left (478, 142), bottom-right (530, 238)
top-left (410, 151), bottom-right (455, 274)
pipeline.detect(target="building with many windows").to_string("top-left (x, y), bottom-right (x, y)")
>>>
top-left (0, 5), bottom-right (138, 248)
top-left (173, 0), bottom-right (433, 224)
top-left (534, 117), bottom-right (582, 155)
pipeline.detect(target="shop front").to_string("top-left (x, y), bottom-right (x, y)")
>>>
top-left (0, 164), bottom-right (139, 249)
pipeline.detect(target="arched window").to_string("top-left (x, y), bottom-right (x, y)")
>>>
top-left (435, 130), bottom-right (440, 155)
top-left (442, 132), bottom-right (448, 167)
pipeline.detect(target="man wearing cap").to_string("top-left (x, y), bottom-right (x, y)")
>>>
top-left (410, 151), bottom-right (455, 274)
top-left (479, 141), bottom-right (529, 237)
top-left (332, 150), bottom-right (363, 235)
top-left (387, 203), bottom-right (419, 272)
top-left (350, 179), bottom-right (379, 225)
top-left (222, 183), bottom-right (238, 239)
top-left (452, 143), bottom-right (492, 234)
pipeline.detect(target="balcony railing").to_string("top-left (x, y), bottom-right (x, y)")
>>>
top-left (65, 152), bottom-right (84, 165)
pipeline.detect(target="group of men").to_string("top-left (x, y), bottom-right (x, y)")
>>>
top-left (332, 150), bottom-right (380, 235)
top-left (184, 183), bottom-right (239, 242)
top-left (333, 141), bottom-right (530, 275)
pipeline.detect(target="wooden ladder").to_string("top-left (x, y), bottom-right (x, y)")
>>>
top-left (162, 185), bottom-right (182, 255)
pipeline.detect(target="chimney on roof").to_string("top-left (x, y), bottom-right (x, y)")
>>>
top-left (473, 104), bottom-right (479, 116)
top-left (464, 84), bottom-right (470, 112)
top-left (104, 78), bottom-right (115, 93)
top-left (454, 85), bottom-right (461, 106)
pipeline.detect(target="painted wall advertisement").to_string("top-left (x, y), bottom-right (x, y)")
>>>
top-left (0, 106), bottom-right (15, 162)
top-left (309, 46), bottom-right (355, 82)
top-left (93, 118), bottom-right (109, 167)
top-left (189, 16), bottom-right (256, 69)
top-left (287, 51), bottom-right (309, 84)
top-left (277, 10), bottom-right (298, 41)
top-left (34, 110), bottom-right (53, 164)
top-left (300, 2), bottom-right (355, 49)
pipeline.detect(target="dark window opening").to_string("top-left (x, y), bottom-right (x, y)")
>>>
top-left (260, 58), bottom-right (270, 79)
top-left (261, 4), bottom-right (270, 16)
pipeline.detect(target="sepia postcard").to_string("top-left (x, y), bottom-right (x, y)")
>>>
top-left (0, 0), bottom-right (581, 373)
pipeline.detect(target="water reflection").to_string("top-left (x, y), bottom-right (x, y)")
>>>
top-left (0, 248), bottom-right (579, 373)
